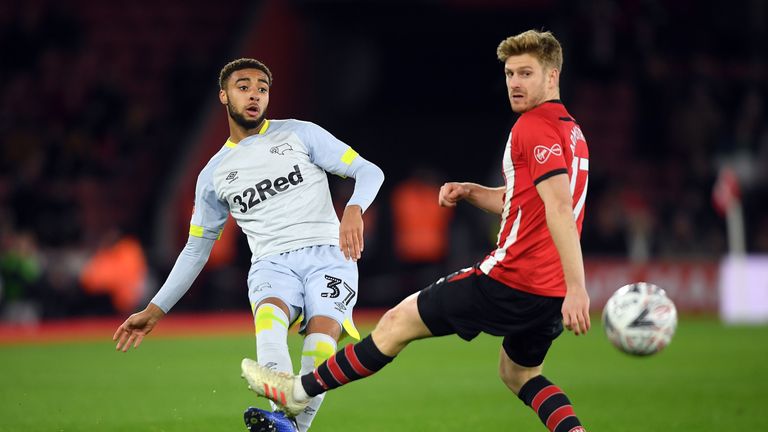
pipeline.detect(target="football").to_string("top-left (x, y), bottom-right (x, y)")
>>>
top-left (602, 282), bottom-right (678, 356)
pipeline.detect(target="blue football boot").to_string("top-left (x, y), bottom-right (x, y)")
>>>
top-left (243, 407), bottom-right (299, 432)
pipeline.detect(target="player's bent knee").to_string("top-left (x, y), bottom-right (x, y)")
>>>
top-left (256, 297), bottom-right (290, 319)
top-left (499, 360), bottom-right (542, 395)
top-left (372, 295), bottom-right (429, 355)
top-left (254, 302), bottom-right (291, 335)
top-left (376, 299), bottom-right (416, 336)
top-left (371, 310), bottom-right (408, 356)
top-left (373, 307), bottom-right (402, 338)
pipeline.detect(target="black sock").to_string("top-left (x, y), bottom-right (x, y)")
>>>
top-left (518, 375), bottom-right (585, 432)
top-left (300, 335), bottom-right (394, 397)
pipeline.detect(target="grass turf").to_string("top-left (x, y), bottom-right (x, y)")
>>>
top-left (1, 317), bottom-right (766, 431)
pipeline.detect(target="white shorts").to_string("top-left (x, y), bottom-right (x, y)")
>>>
top-left (247, 244), bottom-right (360, 340)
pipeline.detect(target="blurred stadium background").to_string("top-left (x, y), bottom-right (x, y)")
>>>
top-left (1, 0), bottom-right (767, 430)
top-left (2, 0), bottom-right (767, 322)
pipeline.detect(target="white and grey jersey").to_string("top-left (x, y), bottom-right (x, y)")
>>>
top-left (190, 119), bottom-right (383, 262)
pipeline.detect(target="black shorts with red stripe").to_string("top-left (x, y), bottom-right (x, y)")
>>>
top-left (416, 265), bottom-right (564, 367)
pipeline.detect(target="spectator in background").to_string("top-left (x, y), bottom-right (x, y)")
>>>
top-left (391, 167), bottom-right (454, 294)
top-left (80, 229), bottom-right (148, 315)
top-left (0, 231), bottom-right (43, 323)
top-left (391, 168), bottom-right (453, 263)
top-left (0, 0), bottom-right (766, 328)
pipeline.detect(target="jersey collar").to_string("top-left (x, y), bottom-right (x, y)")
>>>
top-left (257, 119), bottom-right (270, 134)
top-left (224, 119), bottom-right (271, 148)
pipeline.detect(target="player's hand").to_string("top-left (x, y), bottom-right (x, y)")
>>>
top-left (438, 182), bottom-right (470, 207)
top-left (112, 303), bottom-right (165, 352)
top-left (340, 205), bottom-right (364, 261)
top-left (562, 287), bottom-right (590, 336)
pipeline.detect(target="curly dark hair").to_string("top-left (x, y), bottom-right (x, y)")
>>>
top-left (218, 58), bottom-right (273, 89)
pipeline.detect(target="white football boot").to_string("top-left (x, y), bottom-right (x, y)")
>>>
top-left (241, 358), bottom-right (309, 417)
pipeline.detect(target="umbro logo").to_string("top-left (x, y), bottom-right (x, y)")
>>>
top-left (533, 143), bottom-right (562, 164)
top-left (270, 143), bottom-right (293, 155)
top-left (226, 171), bottom-right (239, 183)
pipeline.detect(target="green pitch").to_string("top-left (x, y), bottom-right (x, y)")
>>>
top-left (1, 317), bottom-right (766, 431)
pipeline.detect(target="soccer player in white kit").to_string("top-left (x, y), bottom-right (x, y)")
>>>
top-left (113, 58), bottom-right (385, 432)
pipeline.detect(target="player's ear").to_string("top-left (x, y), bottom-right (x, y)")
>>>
top-left (547, 68), bottom-right (559, 89)
top-left (219, 89), bottom-right (228, 105)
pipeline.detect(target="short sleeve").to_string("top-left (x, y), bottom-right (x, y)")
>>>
top-left (294, 121), bottom-right (359, 177)
top-left (517, 117), bottom-right (568, 184)
top-left (189, 166), bottom-right (229, 240)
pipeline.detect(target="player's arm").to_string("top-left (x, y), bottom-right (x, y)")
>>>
top-left (113, 162), bottom-right (227, 352)
top-left (298, 122), bottom-right (385, 261)
top-left (113, 235), bottom-right (215, 352)
top-left (339, 155), bottom-right (385, 261)
top-left (535, 173), bottom-right (590, 335)
top-left (439, 182), bottom-right (505, 215)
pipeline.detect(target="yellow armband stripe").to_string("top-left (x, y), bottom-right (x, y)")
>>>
top-left (189, 225), bottom-right (223, 239)
top-left (189, 225), bottom-right (204, 237)
top-left (341, 147), bottom-right (359, 165)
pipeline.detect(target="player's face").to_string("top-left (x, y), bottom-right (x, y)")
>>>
top-left (221, 68), bottom-right (270, 130)
top-left (504, 54), bottom-right (556, 113)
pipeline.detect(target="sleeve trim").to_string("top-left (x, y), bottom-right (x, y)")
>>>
top-left (341, 147), bottom-right (359, 165)
top-left (190, 224), bottom-right (223, 240)
top-left (189, 225), bottom-right (204, 237)
top-left (533, 168), bottom-right (568, 185)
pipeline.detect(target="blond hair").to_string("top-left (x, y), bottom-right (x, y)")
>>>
top-left (496, 30), bottom-right (563, 72)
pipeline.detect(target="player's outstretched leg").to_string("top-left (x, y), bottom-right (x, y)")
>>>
top-left (298, 334), bottom-right (394, 396)
top-left (242, 334), bottom-right (395, 414)
top-left (243, 294), bottom-right (429, 414)
top-left (297, 293), bottom-right (430, 397)
top-left (243, 407), bottom-right (299, 432)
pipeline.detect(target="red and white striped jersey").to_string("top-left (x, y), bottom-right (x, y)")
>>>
top-left (479, 100), bottom-right (589, 297)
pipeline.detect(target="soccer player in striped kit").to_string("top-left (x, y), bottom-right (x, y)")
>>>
top-left (242, 30), bottom-right (591, 432)
top-left (113, 58), bottom-right (384, 432)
